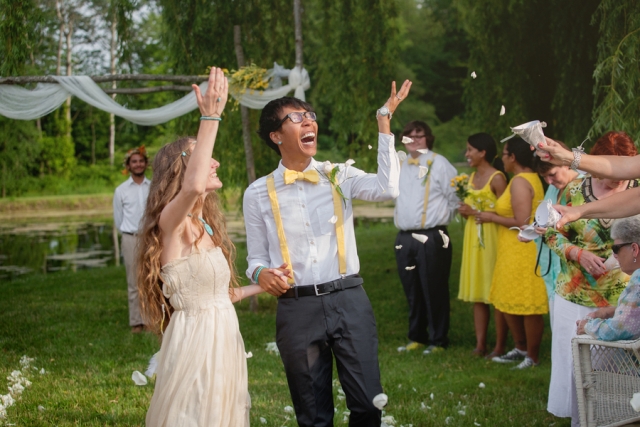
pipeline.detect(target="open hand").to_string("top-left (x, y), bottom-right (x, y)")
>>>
top-left (193, 66), bottom-right (229, 118)
top-left (385, 80), bottom-right (412, 114)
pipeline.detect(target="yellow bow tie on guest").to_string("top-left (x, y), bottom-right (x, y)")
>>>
top-left (407, 157), bottom-right (421, 166)
top-left (283, 169), bottom-right (320, 185)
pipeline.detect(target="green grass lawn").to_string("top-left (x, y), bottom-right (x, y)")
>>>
top-left (0, 221), bottom-right (567, 426)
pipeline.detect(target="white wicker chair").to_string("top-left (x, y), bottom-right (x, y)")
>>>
top-left (572, 334), bottom-right (640, 426)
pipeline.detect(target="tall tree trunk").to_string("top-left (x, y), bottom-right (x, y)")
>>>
top-left (65, 17), bottom-right (73, 139)
top-left (110, 19), bottom-right (117, 166)
top-left (293, 0), bottom-right (303, 70)
top-left (234, 25), bottom-right (258, 312)
top-left (55, 0), bottom-right (64, 76)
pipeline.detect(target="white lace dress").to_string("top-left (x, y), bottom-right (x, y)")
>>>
top-left (146, 247), bottom-right (250, 427)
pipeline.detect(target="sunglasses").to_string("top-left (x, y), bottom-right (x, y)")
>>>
top-left (278, 111), bottom-right (317, 127)
top-left (612, 242), bottom-right (635, 254)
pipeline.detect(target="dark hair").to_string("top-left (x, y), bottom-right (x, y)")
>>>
top-left (533, 140), bottom-right (570, 174)
top-left (402, 120), bottom-right (435, 150)
top-left (257, 96), bottom-right (315, 156)
top-left (505, 137), bottom-right (534, 169)
top-left (467, 132), bottom-right (506, 176)
top-left (590, 131), bottom-right (638, 157)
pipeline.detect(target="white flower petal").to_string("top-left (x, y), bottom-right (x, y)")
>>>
top-left (405, 265), bottom-right (416, 270)
top-left (38, 405), bottom-right (45, 412)
top-left (368, 145), bottom-right (373, 150)
top-left (372, 393), bottom-right (388, 410)
top-left (500, 105), bottom-right (506, 116)
top-left (411, 233), bottom-right (428, 244)
top-left (397, 346), bottom-right (406, 352)
top-left (474, 423), bottom-right (481, 426)
top-left (402, 136), bottom-right (413, 144)
top-left (265, 342), bottom-right (280, 355)
top-left (445, 417), bottom-right (452, 425)
top-left (329, 215), bottom-right (338, 224)
top-left (418, 166), bottom-right (429, 179)
top-left (471, 71), bottom-right (477, 79)
top-left (397, 151), bottom-right (407, 162)
top-left (458, 410), bottom-right (466, 415)
top-left (323, 161), bottom-right (333, 174)
top-left (412, 387), bottom-right (417, 392)
top-left (260, 417), bottom-right (267, 424)
top-left (39, 368), bottom-right (45, 375)
top-left (416, 149), bottom-right (429, 154)
top-left (439, 230), bottom-right (450, 248)
top-left (343, 415), bottom-right (349, 422)
top-left (381, 415), bottom-right (396, 425)
top-left (337, 395), bottom-right (345, 401)
top-left (245, 351), bottom-right (253, 359)
top-left (478, 382), bottom-right (485, 388)
top-left (430, 393), bottom-right (434, 400)
top-left (395, 245), bottom-right (402, 250)
top-left (131, 371), bottom-right (147, 386)
top-left (284, 405), bottom-right (294, 413)
top-left (632, 392), bottom-right (640, 411)
top-left (345, 159), bottom-right (355, 167)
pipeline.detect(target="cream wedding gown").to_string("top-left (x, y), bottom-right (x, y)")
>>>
top-left (146, 246), bottom-right (250, 427)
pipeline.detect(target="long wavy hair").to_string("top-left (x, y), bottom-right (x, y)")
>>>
top-left (136, 136), bottom-right (239, 336)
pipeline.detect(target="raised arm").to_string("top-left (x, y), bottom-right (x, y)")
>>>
top-left (555, 186), bottom-right (640, 228)
top-left (159, 67), bottom-right (228, 235)
top-left (538, 137), bottom-right (640, 180)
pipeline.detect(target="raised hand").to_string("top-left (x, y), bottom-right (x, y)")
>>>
top-left (192, 67), bottom-right (229, 118)
top-left (385, 80), bottom-right (412, 113)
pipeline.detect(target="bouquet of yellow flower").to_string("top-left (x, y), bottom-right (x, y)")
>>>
top-left (206, 64), bottom-right (270, 107)
top-left (451, 173), bottom-right (470, 201)
top-left (468, 193), bottom-right (495, 249)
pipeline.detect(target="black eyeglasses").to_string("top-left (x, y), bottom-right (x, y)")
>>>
top-left (612, 242), bottom-right (635, 254)
top-left (278, 111), bottom-right (317, 127)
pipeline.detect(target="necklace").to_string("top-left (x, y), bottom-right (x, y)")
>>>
top-left (187, 214), bottom-right (214, 236)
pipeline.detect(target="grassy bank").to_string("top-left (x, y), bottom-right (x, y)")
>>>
top-left (0, 222), bottom-right (566, 426)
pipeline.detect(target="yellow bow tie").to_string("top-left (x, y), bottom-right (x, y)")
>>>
top-left (283, 169), bottom-right (320, 185)
top-left (407, 157), bottom-right (421, 166)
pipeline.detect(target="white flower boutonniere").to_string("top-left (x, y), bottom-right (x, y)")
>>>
top-left (316, 160), bottom-right (355, 207)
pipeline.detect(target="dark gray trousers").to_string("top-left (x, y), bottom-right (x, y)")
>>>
top-left (276, 285), bottom-right (382, 427)
top-left (395, 227), bottom-right (452, 347)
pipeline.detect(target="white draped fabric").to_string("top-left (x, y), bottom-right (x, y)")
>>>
top-left (0, 63), bottom-right (310, 126)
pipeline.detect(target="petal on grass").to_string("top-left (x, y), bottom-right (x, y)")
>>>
top-left (245, 351), bottom-right (253, 359)
top-left (131, 371), bottom-right (147, 386)
top-left (397, 346), bottom-right (407, 352)
top-left (284, 405), bottom-right (294, 413)
top-left (479, 382), bottom-right (485, 389)
top-left (411, 233), bottom-right (428, 244)
top-left (38, 405), bottom-right (45, 412)
top-left (260, 417), bottom-right (267, 424)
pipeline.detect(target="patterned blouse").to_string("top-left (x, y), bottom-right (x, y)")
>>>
top-left (585, 269), bottom-right (640, 341)
top-left (546, 177), bottom-right (637, 307)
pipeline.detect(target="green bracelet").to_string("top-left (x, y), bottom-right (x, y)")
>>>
top-left (200, 116), bottom-right (222, 121)
top-left (253, 266), bottom-right (265, 283)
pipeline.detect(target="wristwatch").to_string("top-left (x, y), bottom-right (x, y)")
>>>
top-left (376, 105), bottom-right (392, 120)
top-left (570, 147), bottom-right (583, 172)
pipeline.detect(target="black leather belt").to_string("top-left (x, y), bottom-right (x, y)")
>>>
top-left (122, 232), bottom-right (137, 236)
top-left (279, 274), bottom-right (363, 299)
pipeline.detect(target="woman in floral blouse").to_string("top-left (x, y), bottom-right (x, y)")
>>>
top-left (546, 131), bottom-right (638, 426)
top-left (577, 214), bottom-right (640, 340)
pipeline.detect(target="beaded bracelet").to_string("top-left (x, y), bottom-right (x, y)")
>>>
top-left (200, 116), bottom-right (222, 121)
top-left (253, 266), bottom-right (265, 283)
top-left (577, 249), bottom-right (584, 264)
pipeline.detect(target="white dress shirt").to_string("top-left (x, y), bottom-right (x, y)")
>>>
top-left (244, 133), bottom-right (399, 286)
top-left (394, 150), bottom-right (458, 230)
top-left (113, 176), bottom-right (151, 234)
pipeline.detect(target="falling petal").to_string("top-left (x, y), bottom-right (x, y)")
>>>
top-left (368, 145), bottom-right (373, 150)
top-left (131, 371), bottom-right (147, 386)
top-left (474, 423), bottom-right (481, 426)
top-left (245, 351), bottom-right (253, 359)
top-left (260, 417), bottom-right (267, 424)
top-left (632, 393), bottom-right (640, 411)
top-left (416, 149), bottom-right (429, 154)
top-left (402, 136), bottom-right (413, 144)
top-left (395, 245), bottom-right (402, 250)
top-left (500, 105), bottom-right (506, 116)
top-left (146, 352), bottom-right (159, 377)
top-left (439, 230), bottom-right (450, 248)
top-left (345, 159), bottom-right (355, 167)
top-left (479, 382), bottom-right (485, 389)
top-left (284, 405), bottom-right (294, 413)
top-left (411, 233), bottom-right (428, 244)
top-left (397, 151), bottom-right (407, 162)
top-left (471, 71), bottom-right (477, 79)
top-left (430, 393), bottom-right (434, 400)
top-left (405, 265), bottom-right (416, 270)
top-left (418, 166), bottom-right (429, 179)
top-left (373, 393), bottom-right (388, 410)
top-left (329, 215), bottom-right (338, 224)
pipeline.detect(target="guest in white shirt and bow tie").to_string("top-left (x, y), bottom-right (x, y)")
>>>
top-left (243, 79), bottom-right (412, 427)
top-left (113, 146), bottom-right (151, 333)
top-left (394, 121), bottom-right (458, 354)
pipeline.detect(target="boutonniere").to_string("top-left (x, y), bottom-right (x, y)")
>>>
top-left (421, 158), bottom-right (434, 186)
top-left (316, 159), bottom-right (355, 207)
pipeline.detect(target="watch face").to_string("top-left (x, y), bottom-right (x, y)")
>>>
top-left (379, 106), bottom-right (389, 116)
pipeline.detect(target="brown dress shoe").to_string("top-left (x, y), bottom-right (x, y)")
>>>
top-left (131, 325), bottom-right (144, 333)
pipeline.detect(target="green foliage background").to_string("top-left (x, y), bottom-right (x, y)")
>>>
top-left (0, 0), bottom-right (639, 197)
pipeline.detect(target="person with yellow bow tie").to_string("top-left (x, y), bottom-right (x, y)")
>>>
top-left (393, 120), bottom-right (459, 356)
top-left (243, 79), bottom-right (412, 427)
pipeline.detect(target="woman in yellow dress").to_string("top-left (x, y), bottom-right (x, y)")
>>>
top-left (457, 133), bottom-right (507, 356)
top-left (476, 137), bottom-right (547, 369)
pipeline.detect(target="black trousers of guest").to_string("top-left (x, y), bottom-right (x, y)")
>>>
top-left (276, 285), bottom-right (383, 427)
top-left (395, 227), bottom-right (452, 347)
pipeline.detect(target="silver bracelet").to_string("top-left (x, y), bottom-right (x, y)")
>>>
top-left (570, 148), bottom-right (583, 171)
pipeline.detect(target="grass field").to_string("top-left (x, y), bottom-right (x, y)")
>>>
top-left (0, 221), bottom-right (567, 426)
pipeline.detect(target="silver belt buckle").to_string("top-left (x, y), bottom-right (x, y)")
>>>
top-left (314, 283), bottom-right (330, 296)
